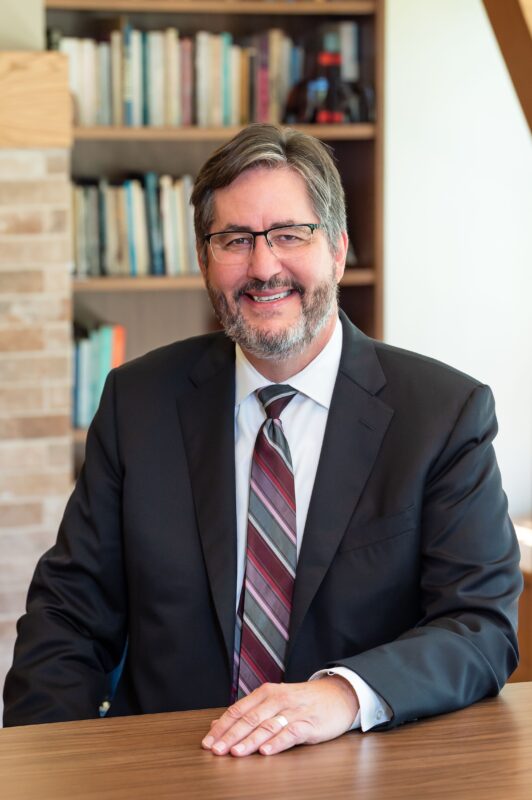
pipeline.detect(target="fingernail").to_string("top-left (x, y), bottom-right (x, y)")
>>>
top-left (213, 742), bottom-right (227, 755)
top-left (261, 744), bottom-right (272, 755)
top-left (202, 736), bottom-right (214, 749)
top-left (232, 744), bottom-right (244, 754)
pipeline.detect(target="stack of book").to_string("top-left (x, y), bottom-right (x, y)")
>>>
top-left (73, 323), bottom-right (126, 429)
top-left (72, 173), bottom-right (198, 278)
top-left (54, 25), bottom-right (300, 127)
top-left (50, 21), bottom-right (360, 127)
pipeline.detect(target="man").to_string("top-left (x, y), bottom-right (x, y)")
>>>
top-left (3, 125), bottom-right (522, 758)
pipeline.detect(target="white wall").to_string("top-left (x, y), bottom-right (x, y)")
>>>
top-left (0, 0), bottom-right (44, 50)
top-left (384, 0), bottom-right (532, 518)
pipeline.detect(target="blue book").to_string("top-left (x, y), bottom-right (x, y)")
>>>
top-left (124, 180), bottom-right (137, 276)
top-left (143, 172), bottom-right (165, 275)
top-left (72, 340), bottom-right (80, 428)
top-left (141, 31), bottom-right (149, 125)
top-left (76, 337), bottom-right (92, 429)
top-left (122, 23), bottom-right (133, 126)
top-left (221, 32), bottom-right (233, 127)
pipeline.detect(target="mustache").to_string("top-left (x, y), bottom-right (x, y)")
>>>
top-left (235, 278), bottom-right (304, 300)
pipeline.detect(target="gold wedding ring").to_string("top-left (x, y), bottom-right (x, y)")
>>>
top-left (274, 714), bottom-right (289, 729)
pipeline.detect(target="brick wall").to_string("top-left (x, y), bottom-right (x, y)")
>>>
top-left (0, 149), bottom-right (72, 710)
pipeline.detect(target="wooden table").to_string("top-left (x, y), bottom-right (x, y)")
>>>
top-left (1, 682), bottom-right (531, 799)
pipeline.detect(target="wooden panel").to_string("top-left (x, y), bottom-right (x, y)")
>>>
top-left (1, 685), bottom-right (532, 799)
top-left (45, 1), bottom-right (376, 15)
top-left (483, 0), bottom-right (532, 134)
top-left (73, 124), bottom-right (376, 142)
top-left (0, 52), bottom-right (72, 149)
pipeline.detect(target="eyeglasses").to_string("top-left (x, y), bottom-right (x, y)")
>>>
top-left (204, 223), bottom-right (322, 265)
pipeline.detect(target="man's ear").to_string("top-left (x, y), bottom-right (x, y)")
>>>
top-left (334, 231), bottom-right (348, 283)
top-left (196, 244), bottom-right (207, 278)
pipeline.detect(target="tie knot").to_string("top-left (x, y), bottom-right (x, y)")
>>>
top-left (257, 384), bottom-right (297, 420)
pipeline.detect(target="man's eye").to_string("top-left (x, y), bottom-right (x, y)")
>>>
top-left (273, 233), bottom-right (303, 244)
top-left (224, 236), bottom-right (251, 249)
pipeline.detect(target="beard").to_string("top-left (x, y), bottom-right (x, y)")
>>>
top-left (205, 267), bottom-right (339, 361)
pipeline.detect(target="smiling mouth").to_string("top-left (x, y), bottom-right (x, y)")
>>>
top-left (249, 290), bottom-right (293, 303)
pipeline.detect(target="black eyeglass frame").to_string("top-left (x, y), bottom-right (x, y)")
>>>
top-left (203, 223), bottom-right (323, 249)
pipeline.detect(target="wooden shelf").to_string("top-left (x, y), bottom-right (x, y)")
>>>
top-left (46, 1), bottom-right (376, 16)
top-left (72, 269), bottom-right (375, 293)
top-left (73, 124), bottom-right (376, 143)
top-left (73, 275), bottom-right (204, 291)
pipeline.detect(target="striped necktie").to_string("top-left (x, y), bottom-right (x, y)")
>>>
top-left (234, 384), bottom-right (298, 699)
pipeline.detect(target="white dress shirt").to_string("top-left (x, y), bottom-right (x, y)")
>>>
top-left (234, 316), bottom-right (391, 731)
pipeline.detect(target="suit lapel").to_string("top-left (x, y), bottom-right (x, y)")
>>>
top-left (287, 315), bottom-right (394, 661)
top-left (176, 336), bottom-right (237, 670)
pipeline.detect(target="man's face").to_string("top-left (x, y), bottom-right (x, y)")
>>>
top-left (200, 166), bottom-right (346, 364)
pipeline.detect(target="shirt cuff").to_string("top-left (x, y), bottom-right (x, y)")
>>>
top-left (309, 666), bottom-right (392, 732)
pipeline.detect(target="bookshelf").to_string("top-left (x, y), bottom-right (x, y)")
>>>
top-left (46, 0), bottom-right (384, 444)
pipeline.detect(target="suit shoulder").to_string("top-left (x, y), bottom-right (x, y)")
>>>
top-left (112, 331), bottom-right (231, 386)
top-left (373, 339), bottom-right (485, 394)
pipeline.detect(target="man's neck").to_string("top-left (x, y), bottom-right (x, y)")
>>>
top-left (241, 312), bottom-right (338, 383)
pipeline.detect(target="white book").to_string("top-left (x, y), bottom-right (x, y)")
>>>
top-left (80, 38), bottom-right (98, 126)
top-left (98, 42), bottom-right (112, 126)
top-left (159, 175), bottom-right (179, 275)
top-left (131, 29), bottom-right (143, 126)
top-left (105, 185), bottom-right (120, 276)
top-left (195, 31), bottom-right (211, 127)
top-left (164, 28), bottom-right (181, 126)
top-left (59, 37), bottom-right (82, 126)
top-left (147, 31), bottom-right (165, 126)
top-left (131, 180), bottom-right (150, 275)
top-left (339, 21), bottom-right (359, 82)
top-left (181, 174), bottom-right (199, 274)
top-left (173, 178), bottom-right (188, 274)
top-left (110, 30), bottom-right (123, 125)
top-left (230, 45), bottom-right (241, 126)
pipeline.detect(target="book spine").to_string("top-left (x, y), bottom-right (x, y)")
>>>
top-left (221, 32), bottom-right (233, 127)
top-left (122, 24), bottom-right (133, 125)
top-left (97, 43), bottom-right (112, 126)
top-left (142, 31), bottom-right (150, 125)
top-left (124, 180), bottom-right (137, 276)
top-left (165, 27), bottom-right (180, 126)
top-left (180, 38), bottom-right (193, 126)
top-left (97, 179), bottom-right (109, 275)
top-left (110, 30), bottom-right (123, 125)
top-left (144, 173), bottom-right (165, 275)
top-left (131, 30), bottom-right (143, 126)
top-left (111, 325), bottom-right (127, 368)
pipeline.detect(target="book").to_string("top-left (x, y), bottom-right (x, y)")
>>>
top-left (144, 172), bottom-right (165, 275)
top-left (164, 27), bottom-right (180, 126)
top-left (73, 322), bottom-right (127, 428)
top-left (110, 30), bottom-right (123, 125)
top-left (147, 31), bottom-right (165, 126)
top-left (98, 42), bottom-right (112, 126)
top-left (180, 37), bottom-right (194, 126)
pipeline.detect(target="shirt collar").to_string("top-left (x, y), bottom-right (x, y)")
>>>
top-left (235, 315), bottom-right (343, 411)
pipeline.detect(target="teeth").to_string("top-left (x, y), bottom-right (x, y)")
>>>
top-left (251, 291), bottom-right (291, 303)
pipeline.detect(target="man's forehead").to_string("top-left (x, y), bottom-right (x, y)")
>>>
top-left (211, 165), bottom-right (315, 227)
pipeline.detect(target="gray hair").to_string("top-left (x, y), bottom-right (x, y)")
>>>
top-left (191, 123), bottom-right (347, 266)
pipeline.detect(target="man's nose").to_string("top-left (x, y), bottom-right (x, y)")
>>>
top-left (246, 234), bottom-right (282, 281)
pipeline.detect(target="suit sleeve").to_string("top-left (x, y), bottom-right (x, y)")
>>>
top-left (332, 384), bottom-right (523, 728)
top-left (3, 371), bottom-right (128, 726)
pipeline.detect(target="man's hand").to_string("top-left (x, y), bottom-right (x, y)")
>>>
top-left (201, 675), bottom-right (359, 757)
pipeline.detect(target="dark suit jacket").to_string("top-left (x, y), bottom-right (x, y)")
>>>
top-left (3, 313), bottom-right (522, 727)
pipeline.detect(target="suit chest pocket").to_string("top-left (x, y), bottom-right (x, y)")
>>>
top-left (338, 505), bottom-right (417, 553)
